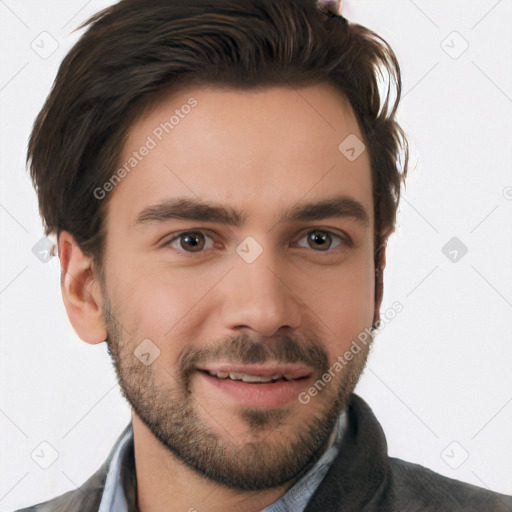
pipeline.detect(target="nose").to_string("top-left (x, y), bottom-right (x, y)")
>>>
top-left (219, 244), bottom-right (303, 337)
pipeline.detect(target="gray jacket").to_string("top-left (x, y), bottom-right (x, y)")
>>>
top-left (15, 394), bottom-right (512, 511)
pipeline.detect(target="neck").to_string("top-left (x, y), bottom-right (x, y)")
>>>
top-left (132, 413), bottom-right (307, 512)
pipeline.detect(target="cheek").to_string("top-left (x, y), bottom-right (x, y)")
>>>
top-left (140, 280), bottom-right (197, 335)
top-left (336, 263), bottom-right (374, 319)
top-left (304, 260), bottom-right (374, 354)
top-left (106, 264), bottom-right (183, 330)
top-left (109, 264), bottom-right (221, 348)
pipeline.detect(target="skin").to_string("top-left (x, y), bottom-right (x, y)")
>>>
top-left (59, 82), bottom-right (383, 512)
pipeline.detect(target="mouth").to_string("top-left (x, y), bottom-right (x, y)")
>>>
top-left (194, 363), bottom-right (314, 407)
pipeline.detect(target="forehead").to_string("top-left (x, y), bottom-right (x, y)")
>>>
top-left (107, 83), bottom-right (373, 232)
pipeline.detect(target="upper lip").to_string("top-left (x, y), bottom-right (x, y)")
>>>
top-left (196, 362), bottom-right (313, 380)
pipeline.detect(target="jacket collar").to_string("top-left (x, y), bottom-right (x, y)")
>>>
top-left (304, 394), bottom-right (389, 511)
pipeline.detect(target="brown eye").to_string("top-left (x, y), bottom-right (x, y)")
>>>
top-left (180, 232), bottom-right (205, 251)
top-left (167, 231), bottom-right (214, 253)
top-left (307, 230), bottom-right (332, 251)
top-left (295, 229), bottom-right (347, 252)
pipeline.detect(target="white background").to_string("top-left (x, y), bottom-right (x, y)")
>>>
top-left (1, 1), bottom-right (511, 510)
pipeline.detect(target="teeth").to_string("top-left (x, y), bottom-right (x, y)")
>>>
top-left (241, 374), bottom-right (273, 383)
top-left (207, 370), bottom-right (286, 383)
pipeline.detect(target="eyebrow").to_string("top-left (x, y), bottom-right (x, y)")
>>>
top-left (133, 195), bottom-right (370, 230)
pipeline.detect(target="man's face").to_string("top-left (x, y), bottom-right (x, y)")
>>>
top-left (100, 83), bottom-right (375, 490)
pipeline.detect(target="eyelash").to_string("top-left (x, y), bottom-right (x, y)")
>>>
top-left (163, 229), bottom-right (352, 256)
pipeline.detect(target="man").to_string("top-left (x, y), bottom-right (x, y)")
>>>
top-left (17, 0), bottom-right (512, 510)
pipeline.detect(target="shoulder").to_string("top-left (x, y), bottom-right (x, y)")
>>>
top-left (387, 456), bottom-right (512, 511)
top-left (12, 463), bottom-right (107, 512)
top-left (329, 395), bottom-right (512, 511)
top-left (13, 484), bottom-right (100, 512)
top-left (13, 424), bottom-right (133, 512)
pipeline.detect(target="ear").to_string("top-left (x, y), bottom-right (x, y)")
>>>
top-left (58, 231), bottom-right (107, 344)
top-left (372, 234), bottom-right (389, 328)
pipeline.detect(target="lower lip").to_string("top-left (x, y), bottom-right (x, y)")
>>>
top-left (195, 371), bottom-right (312, 408)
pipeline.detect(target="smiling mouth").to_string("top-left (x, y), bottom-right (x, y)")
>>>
top-left (195, 362), bottom-right (313, 383)
top-left (198, 369), bottom-right (309, 384)
top-left (194, 363), bottom-right (314, 407)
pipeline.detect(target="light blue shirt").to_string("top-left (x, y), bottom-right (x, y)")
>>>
top-left (98, 410), bottom-right (347, 512)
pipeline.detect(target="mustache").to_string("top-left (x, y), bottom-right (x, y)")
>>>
top-left (178, 332), bottom-right (330, 377)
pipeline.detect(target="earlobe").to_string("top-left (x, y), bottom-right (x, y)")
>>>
top-left (58, 231), bottom-right (107, 345)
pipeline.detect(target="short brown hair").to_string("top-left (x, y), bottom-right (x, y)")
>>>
top-left (28, 0), bottom-right (408, 315)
